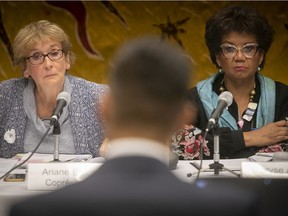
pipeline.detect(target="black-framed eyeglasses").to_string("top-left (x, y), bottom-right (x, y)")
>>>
top-left (25, 49), bottom-right (64, 65)
top-left (220, 43), bottom-right (259, 59)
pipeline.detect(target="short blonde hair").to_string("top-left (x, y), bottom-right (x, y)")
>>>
top-left (12, 20), bottom-right (75, 72)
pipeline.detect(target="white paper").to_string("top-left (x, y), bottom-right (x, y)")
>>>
top-left (0, 158), bottom-right (19, 173)
top-left (14, 153), bottom-right (92, 168)
top-left (242, 161), bottom-right (288, 178)
top-left (189, 158), bottom-right (246, 172)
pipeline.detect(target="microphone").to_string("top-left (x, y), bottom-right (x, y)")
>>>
top-left (50, 92), bottom-right (71, 126)
top-left (205, 91), bottom-right (233, 131)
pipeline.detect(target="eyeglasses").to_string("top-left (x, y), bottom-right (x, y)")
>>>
top-left (220, 43), bottom-right (259, 59)
top-left (26, 49), bottom-right (64, 65)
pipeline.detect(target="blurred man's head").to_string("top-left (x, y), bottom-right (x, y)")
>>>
top-left (104, 36), bottom-right (191, 143)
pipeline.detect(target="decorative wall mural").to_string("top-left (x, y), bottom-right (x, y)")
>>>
top-left (0, 1), bottom-right (287, 87)
top-left (46, 1), bottom-right (103, 59)
top-left (153, 16), bottom-right (190, 48)
top-left (100, 1), bottom-right (128, 28)
top-left (0, 9), bottom-right (12, 59)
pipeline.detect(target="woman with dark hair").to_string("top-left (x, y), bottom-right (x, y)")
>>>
top-left (173, 5), bottom-right (288, 159)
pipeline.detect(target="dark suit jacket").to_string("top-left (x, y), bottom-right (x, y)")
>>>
top-left (9, 156), bottom-right (257, 216)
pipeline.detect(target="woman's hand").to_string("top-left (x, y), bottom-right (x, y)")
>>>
top-left (244, 120), bottom-right (288, 147)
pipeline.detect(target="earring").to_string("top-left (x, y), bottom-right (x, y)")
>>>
top-left (257, 66), bottom-right (261, 72)
top-left (218, 67), bottom-right (223, 74)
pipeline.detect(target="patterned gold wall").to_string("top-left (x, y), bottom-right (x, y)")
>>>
top-left (0, 1), bottom-right (287, 87)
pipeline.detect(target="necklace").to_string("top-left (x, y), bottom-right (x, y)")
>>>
top-left (219, 79), bottom-right (256, 101)
top-left (219, 79), bottom-right (257, 128)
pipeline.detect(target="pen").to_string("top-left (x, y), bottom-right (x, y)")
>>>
top-left (189, 162), bottom-right (200, 170)
top-left (255, 153), bottom-right (273, 157)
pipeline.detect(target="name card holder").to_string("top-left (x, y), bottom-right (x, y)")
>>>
top-left (241, 161), bottom-right (288, 178)
top-left (27, 162), bottom-right (102, 190)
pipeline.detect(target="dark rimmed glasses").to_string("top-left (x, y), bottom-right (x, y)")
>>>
top-left (26, 49), bottom-right (64, 65)
top-left (220, 43), bottom-right (259, 59)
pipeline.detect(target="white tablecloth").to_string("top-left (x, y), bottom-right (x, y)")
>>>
top-left (0, 158), bottom-right (247, 216)
top-left (0, 181), bottom-right (46, 216)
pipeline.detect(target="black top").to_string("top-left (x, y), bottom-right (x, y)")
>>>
top-left (186, 73), bottom-right (288, 159)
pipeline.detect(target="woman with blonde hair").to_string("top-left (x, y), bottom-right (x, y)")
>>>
top-left (0, 20), bottom-right (108, 158)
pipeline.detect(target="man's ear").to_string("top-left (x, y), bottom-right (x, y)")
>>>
top-left (101, 91), bottom-right (112, 123)
top-left (101, 91), bottom-right (114, 139)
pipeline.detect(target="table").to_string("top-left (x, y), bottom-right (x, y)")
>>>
top-left (0, 181), bottom-right (45, 216)
top-left (172, 158), bottom-right (245, 182)
top-left (0, 158), bottom-right (247, 216)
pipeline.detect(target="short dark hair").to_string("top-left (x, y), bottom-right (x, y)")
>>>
top-left (109, 36), bottom-right (191, 131)
top-left (205, 5), bottom-right (274, 68)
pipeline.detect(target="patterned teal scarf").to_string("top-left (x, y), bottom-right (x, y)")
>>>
top-left (196, 72), bottom-right (275, 130)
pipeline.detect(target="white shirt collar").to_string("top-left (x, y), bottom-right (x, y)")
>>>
top-left (105, 137), bottom-right (170, 166)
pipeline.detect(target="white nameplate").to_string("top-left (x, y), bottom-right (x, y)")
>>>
top-left (27, 162), bottom-right (102, 191)
top-left (241, 161), bottom-right (288, 178)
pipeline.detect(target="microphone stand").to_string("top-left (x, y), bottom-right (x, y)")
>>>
top-left (187, 124), bottom-right (240, 178)
top-left (52, 120), bottom-right (61, 161)
top-left (209, 127), bottom-right (223, 174)
top-left (209, 126), bottom-right (239, 177)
